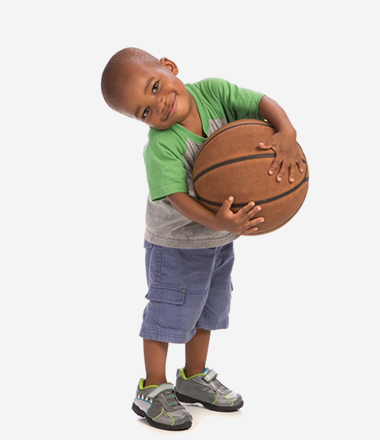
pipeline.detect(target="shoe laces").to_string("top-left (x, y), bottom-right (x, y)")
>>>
top-left (212, 378), bottom-right (226, 391)
top-left (163, 390), bottom-right (181, 408)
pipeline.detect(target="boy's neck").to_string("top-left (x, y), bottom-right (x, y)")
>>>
top-left (179, 93), bottom-right (206, 138)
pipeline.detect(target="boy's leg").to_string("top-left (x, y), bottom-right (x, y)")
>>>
top-left (144, 329), bottom-right (211, 385)
top-left (134, 338), bottom-right (193, 431)
top-left (144, 339), bottom-right (168, 386)
top-left (176, 327), bottom-right (244, 412)
top-left (184, 328), bottom-right (211, 377)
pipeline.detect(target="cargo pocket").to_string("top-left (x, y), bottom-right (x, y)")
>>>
top-left (145, 285), bottom-right (186, 330)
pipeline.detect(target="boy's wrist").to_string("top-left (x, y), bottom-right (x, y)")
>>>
top-left (279, 125), bottom-right (297, 138)
top-left (211, 213), bottom-right (224, 232)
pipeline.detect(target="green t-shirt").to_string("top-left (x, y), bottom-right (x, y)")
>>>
top-left (143, 77), bottom-right (265, 249)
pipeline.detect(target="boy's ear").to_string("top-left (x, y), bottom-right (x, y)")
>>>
top-left (160, 57), bottom-right (179, 75)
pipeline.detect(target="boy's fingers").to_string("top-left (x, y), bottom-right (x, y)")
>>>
top-left (239, 201), bottom-right (256, 216)
top-left (246, 216), bottom-right (265, 229)
top-left (259, 134), bottom-right (278, 152)
top-left (268, 149), bottom-right (285, 175)
top-left (253, 215), bottom-right (265, 225)
top-left (238, 202), bottom-right (264, 222)
top-left (248, 205), bottom-right (262, 220)
top-left (220, 196), bottom-right (234, 212)
top-left (278, 158), bottom-right (302, 183)
top-left (268, 158), bottom-right (281, 176)
top-left (241, 217), bottom-right (265, 235)
top-left (276, 160), bottom-right (289, 182)
top-left (258, 141), bottom-right (273, 150)
top-left (289, 162), bottom-right (296, 183)
top-left (297, 158), bottom-right (305, 173)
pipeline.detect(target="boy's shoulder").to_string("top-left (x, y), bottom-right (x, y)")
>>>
top-left (147, 125), bottom-right (173, 142)
top-left (187, 77), bottom-right (229, 95)
top-left (145, 125), bottom-right (186, 158)
top-left (188, 77), bottom-right (250, 109)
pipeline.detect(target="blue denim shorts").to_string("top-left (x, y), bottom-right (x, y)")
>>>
top-left (140, 240), bottom-right (235, 344)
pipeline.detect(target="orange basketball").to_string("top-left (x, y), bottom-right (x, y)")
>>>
top-left (192, 119), bottom-right (309, 235)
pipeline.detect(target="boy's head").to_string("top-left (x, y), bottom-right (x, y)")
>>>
top-left (101, 48), bottom-right (160, 111)
top-left (101, 48), bottom-right (194, 130)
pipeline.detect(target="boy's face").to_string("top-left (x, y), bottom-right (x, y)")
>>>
top-left (115, 58), bottom-right (194, 131)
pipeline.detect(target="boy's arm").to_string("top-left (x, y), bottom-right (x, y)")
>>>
top-left (167, 192), bottom-right (264, 235)
top-left (258, 96), bottom-right (304, 183)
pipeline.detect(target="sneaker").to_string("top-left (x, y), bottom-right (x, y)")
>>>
top-left (175, 368), bottom-right (244, 412)
top-left (132, 379), bottom-right (193, 431)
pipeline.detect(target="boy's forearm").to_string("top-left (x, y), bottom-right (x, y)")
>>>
top-left (258, 95), bottom-right (302, 182)
top-left (167, 192), bottom-right (265, 235)
top-left (259, 96), bottom-right (296, 136)
top-left (167, 192), bottom-right (222, 231)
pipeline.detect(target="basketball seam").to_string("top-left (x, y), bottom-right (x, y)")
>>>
top-left (251, 191), bottom-right (308, 235)
top-left (194, 159), bottom-right (309, 208)
top-left (193, 153), bottom-right (276, 184)
top-left (195, 121), bottom-right (274, 162)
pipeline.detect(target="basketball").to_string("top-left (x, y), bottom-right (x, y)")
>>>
top-left (192, 119), bottom-right (309, 235)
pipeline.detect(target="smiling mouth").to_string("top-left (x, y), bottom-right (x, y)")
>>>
top-left (165, 94), bottom-right (176, 120)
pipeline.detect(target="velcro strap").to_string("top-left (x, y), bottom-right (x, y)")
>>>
top-left (203, 369), bottom-right (218, 383)
top-left (148, 383), bottom-right (174, 398)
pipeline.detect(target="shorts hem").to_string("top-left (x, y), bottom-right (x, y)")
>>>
top-left (140, 318), bottom-right (229, 344)
top-left (140, 327), bottom-right (197, 344)
top-left (196, 318), bottom-right (229, 331)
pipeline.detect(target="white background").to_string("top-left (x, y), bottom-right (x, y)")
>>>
top-left (1, 0), bottom-right (379, 438)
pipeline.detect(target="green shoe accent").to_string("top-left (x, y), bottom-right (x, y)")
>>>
top-left (133, 380), bottom-right (192, 431)
top-left (211, 391), bottom-right (219, 405)
top-left (180, 368), bottom-right (207, 381)
top-left (138, 379), bottom-right (158, 389)
top-left (175, 367), bottom-right (244, 412)
top-left (152, 406), bottom-right (164, 420)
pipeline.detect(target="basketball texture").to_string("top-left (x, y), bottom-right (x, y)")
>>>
top-left (192, 119), bottom-right (309, 235)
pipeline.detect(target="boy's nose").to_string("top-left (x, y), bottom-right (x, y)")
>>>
top-left (155, 96), bottom-right (165, 114)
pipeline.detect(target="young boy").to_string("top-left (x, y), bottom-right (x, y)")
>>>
top-left (101, 48), bottom-right (303, 431)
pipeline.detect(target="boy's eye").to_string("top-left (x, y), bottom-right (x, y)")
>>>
top-left (141, 82), bottom-right (158, 119)
top-left (142, 108), bottom-right (149, 119)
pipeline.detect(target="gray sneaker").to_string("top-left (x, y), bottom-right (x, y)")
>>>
top-left (175, 368), bottom-right (244, 412)
top-left (132, 379), bottom-right (193, 431)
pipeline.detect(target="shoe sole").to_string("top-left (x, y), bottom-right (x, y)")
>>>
top-left (132, 403), bottom-right (192, 431)
top-left (176, 391), bottom-right (244, 412)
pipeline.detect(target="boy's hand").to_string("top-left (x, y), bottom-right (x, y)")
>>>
top-left (167, 192), bottom-right (264, 235)
top-left (258, 95), bottom-right (303, 183)
top-left (215, 196), bottom-right (264, 235)
top-left (258, 130), bottom-right (304, 183)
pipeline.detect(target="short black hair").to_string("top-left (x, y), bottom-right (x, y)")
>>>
top-left (101, 47), bottom-right (159, 110)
